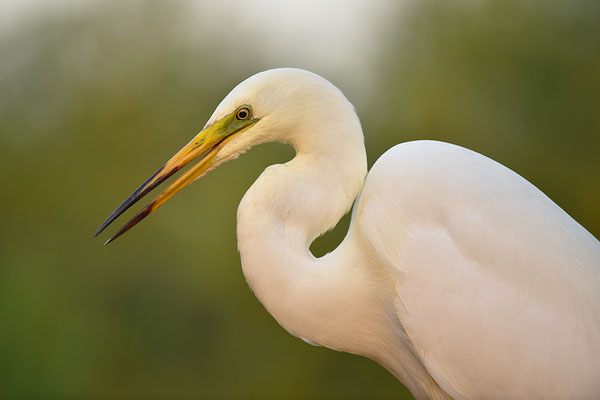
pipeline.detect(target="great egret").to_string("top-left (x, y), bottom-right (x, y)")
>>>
top-left (96, 68), bottom-right (600, 400)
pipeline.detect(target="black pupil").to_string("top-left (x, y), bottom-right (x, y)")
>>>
top-left (238, 109), bottom-right (248, 119)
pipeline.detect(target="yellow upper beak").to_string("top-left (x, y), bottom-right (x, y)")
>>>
top-left (95, 107), bottom-right (258, 245)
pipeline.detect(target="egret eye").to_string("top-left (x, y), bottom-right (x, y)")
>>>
top-left (236, 107), bottom-right (251, 120)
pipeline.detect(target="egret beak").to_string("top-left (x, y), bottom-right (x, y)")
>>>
top-left (95, 108), bottom-right (258, 245)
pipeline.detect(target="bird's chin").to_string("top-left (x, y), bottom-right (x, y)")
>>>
top-left (214, 131), bottom-right (272, 166)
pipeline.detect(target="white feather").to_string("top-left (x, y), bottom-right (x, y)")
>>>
top-left (205, 68), bottom-right (600, 399)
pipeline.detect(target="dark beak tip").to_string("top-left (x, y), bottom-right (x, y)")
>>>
top-left (94, 218), bottom-right (112, 238)
top-left (94, 164), bottom-right (169, 243)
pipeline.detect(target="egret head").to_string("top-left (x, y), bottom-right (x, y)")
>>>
top-left (95, 68), bottom-right (361, 244)
top-left (208, 68), bottom-right (359, 161)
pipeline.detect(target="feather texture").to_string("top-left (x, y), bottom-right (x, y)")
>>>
top-left (202, 68), bottom-right (600, 399)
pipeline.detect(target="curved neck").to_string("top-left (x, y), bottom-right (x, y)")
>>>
top-left (236, 144), bottom-right (378, 348)
top-left (236, 110), bottom-right (370, 337)
top-left (235, 127), bottom-right (451, 399)
top-left (234, 112), bottom-right (416, 363)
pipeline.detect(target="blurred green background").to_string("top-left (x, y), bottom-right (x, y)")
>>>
top-left (1, 0), bottom-right (598, 398)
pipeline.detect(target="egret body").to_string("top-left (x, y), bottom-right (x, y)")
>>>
top-left (96, 69), bottom-right (600, 400)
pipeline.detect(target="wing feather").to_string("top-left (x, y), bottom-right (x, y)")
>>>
top-left (356, 140), bottom-right (600, 399)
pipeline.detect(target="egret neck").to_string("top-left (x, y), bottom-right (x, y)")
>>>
top-left (235, 106), bottom-right (445, 398)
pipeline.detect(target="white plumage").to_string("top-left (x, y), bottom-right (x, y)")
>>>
top-left (100, 68), bottom-right (600, 399)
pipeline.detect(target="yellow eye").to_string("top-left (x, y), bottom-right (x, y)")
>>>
top-left (236, 107), bottom-right (251, 120)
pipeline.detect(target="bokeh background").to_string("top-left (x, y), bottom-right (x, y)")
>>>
top-left (1, 0), bottom-right (598, 398)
